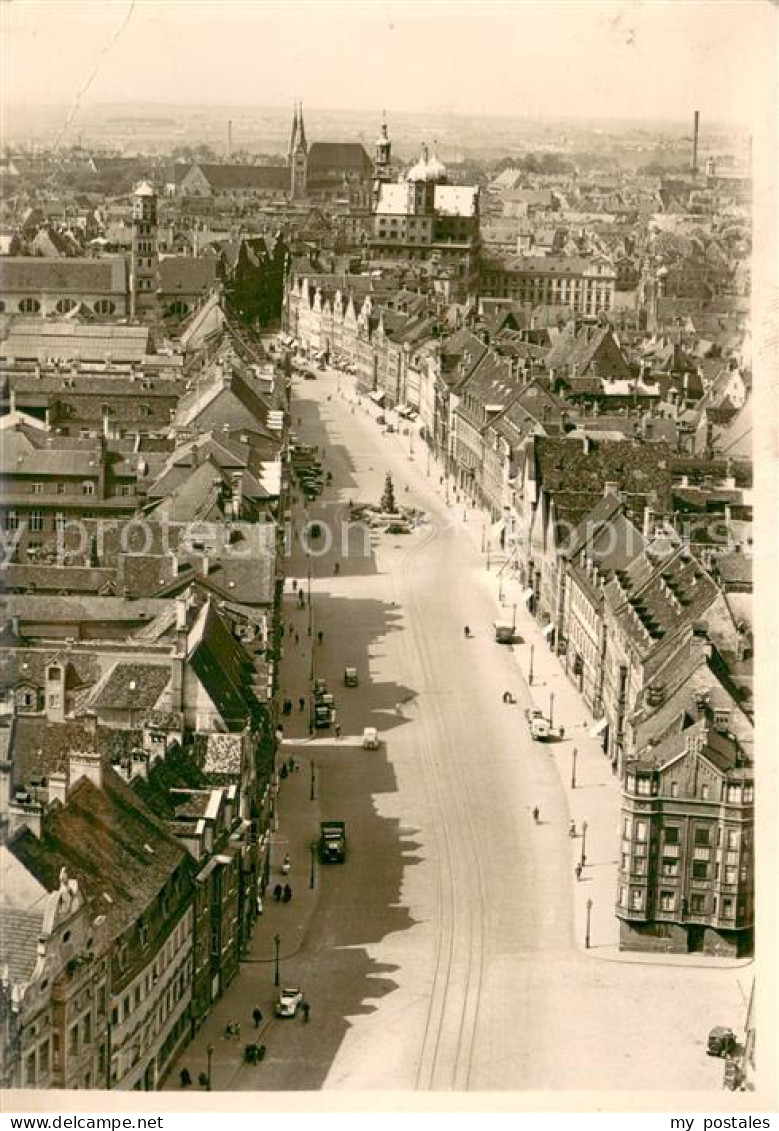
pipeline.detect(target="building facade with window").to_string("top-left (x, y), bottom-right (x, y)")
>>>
top-left (0, 850), bottom-right (110, 1091)
top-left (8, 752), bottom-right (197, 1092)
top-left (617, 719), bottom-right (754, 956)
top-left (480, 254), bottom-right (616, 315)
top-left (0, 257), bottom-right (130, 318)
top-left (371, 146), bottom-right (481, 301)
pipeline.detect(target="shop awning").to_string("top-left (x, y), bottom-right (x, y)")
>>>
top-left (589, 718), bottom-right (608, 738)
top-left (542, 623), bottom-right (555, 638)
top-left (522, 587), bottom-right (534, 603)
top-left (369, 389), bottom-right (386, 406)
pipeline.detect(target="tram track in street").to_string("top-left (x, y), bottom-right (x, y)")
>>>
top-left (392, 518), bottom-right (487, 1091)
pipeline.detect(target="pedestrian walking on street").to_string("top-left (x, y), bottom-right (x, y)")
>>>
top-left (575, 862), bottom-right (583, 881)
top-left (179, 1068), bottom-right (192, 1088)
top-left (559, 725), bottom-right (566, 740)
top-left (532, 806), bottom-right (540, 823)
top-left (283, 884), bottom-right (292, 903)
top-left (253, 1007), bottom-right (263, 1029)
top-left (317, 630), bottom-right (324, 645)
top-left (299, 696), bottom-right (305, 711)
top-left (569, 820), bottom-right (577, 838)
top-left (334, 722), bottom-right (341, 738)
top-left (273, 883), bottom-right (283, 902)
top-left (302, 1000), bottom-right (311, 1023)
top-left (294, 631), bottom-right (299, 644)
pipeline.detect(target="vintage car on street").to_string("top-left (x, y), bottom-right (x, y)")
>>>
top-left (525, 708), bottom-right (551, 740)
top-left (275, 987), bottom-right (303, 1018)
top-left (344, 666), bottom-right (358, 687)
top-left (362, 726), bottom-right (379, 750)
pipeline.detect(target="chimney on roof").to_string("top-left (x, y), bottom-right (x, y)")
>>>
top-left (604, 480), bottom-right (619, 499)
top-left (8, 796), bottom-right (42, 839)
top-left (202, 553), bottom-right (210, 577)
top-left (69, 750), bottom-right (103, 792)
top-left (48, 771), bottom-right (68, 807)
top-left (175, 596), bottom-right (187, 631)
top-left (643, 507), bottom-right (654, 539)
top-left (0, 758), bottom-right (12, 813)
top-left (130, 750), bottom-right (148, 781)
top-left (45, 662), bottom-right (66, 723)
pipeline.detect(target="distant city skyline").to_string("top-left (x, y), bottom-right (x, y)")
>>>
top-left (2, 1), bottom-right (772, 131)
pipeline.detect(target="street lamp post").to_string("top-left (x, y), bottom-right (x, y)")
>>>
top-left (549, 691), bottom-right (555, 730)
top-left (585, 899), bottom-right (593, 949)
top-left (511, 603), bottom-right (517, 632)
top-left (486, 541), bottom-right (491, 571)
top-left (310, 759), bottom-right (316, 802)
top-left (498, 570), bottom-right (505, 604)
top-left (273, 933), bottom-right (281, 987)
top-left (307, 551), bottom-right (312, 637)
top-left (529, 644), bottom-right (535, 686)
top-left (481, 523), bottom-right (486, 553)
top-left (580, 820), bottom-right (588, 869)
top-left (309, 840), bottom-right (316, 889)
top-left (571, 745), bottom-right (578, 790)
top-left (206, 1043), bottom-right (214, 1091)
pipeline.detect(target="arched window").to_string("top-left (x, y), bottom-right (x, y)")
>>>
top-left (169, 301), bottom-right (189, 316)
top-left (19, 298), bottom-right (41, 314)
top-left (94, 300), bottom-right (116, 315)
top-left (56, 298), bottom-right (77, 314)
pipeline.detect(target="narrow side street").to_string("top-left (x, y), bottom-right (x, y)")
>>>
top-left (167, 363), bottom-right (751, 1094)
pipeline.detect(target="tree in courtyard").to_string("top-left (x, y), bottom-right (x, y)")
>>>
top-left (381, 472), bottom-right (397, 514)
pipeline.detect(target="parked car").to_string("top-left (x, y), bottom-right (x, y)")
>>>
top-left (707, 1027), bottom-right (737, 1057)
top-left (362, 727), bottom-right (379, 750)
top-left (303, 370), bottom-right (317, 381)
top-left (275, 987), bottom-right (303, 1018)
top-left (386, 522), bottom-right (411, 535)
top-left (344, 666), bottom-right (358, 687)
top-left (525, 708), bottom-right (550, 741)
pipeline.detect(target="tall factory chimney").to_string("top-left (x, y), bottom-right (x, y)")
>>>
top-left (692, 110), bottom-right (700, 174)
top-left (228, 119), bottom-right (233, 157)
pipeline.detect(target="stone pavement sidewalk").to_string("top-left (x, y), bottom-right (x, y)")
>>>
top-left (162, 748), bottom-right (323, 1091)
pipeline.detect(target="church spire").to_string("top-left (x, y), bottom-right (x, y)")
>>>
top-left (297, 100), bottom-right (307, 152)
top-left (288, 101), bottom-right (298, 162)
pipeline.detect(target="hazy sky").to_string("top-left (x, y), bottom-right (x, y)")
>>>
top-left (2, 0), bottom-right (774, 126)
